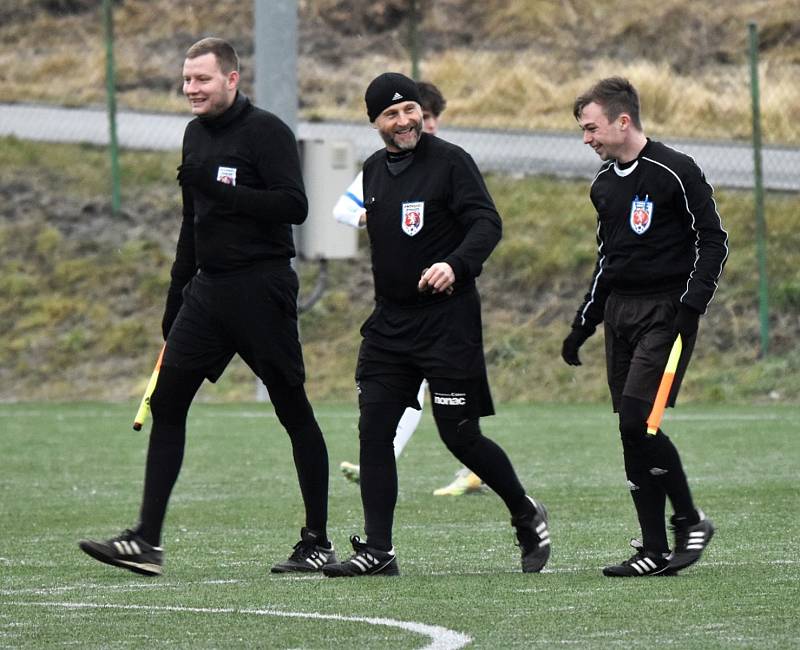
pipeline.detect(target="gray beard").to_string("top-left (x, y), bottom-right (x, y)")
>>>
top-left (381, 122), bottom-right (422, 151)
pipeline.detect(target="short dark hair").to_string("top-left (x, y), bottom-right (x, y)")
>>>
top-left (573, 77), bottom-right (642, 130)
top-left (417, 81), bottom-right (447, 116)
top-left (185, 37), bottom-right (239, 75)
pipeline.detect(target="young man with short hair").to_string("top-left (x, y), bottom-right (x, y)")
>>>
top-left (564, 76), bottom-right (728, 577)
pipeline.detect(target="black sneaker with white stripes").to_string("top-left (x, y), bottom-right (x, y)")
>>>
top-left (602, 539), bottom-right (673, 577)
top-left (511, 496), bottom-right (551, 573)
top-left (270, 527), bottom-right (337, 573)
top-left (321, 535), bottom-right (399, 577)
top-left (668, 509), bottom-right (715, 572)
top-left (78, 529), bottom-right (163, 576)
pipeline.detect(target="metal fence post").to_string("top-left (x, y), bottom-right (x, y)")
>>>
top-left (748, 22), bottom-right (769, 356)
top-left (408, 0), bottom-right (421, 80)
top-left (102, 0), bottom-right (121, 215)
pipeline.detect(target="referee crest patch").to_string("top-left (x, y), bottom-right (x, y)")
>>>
top-left (401, 201), bottom-right (424, 236)
top-left (629, 194), bottom-right (653, 235)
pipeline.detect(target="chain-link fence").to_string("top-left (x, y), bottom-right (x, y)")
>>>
top-left (1, 0), bottom-right (798, 190)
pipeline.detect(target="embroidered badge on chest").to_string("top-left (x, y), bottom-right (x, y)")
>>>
top-left (401, 201), bottom-right (424, 236)
top-left (216, 166), bottom-right (237, 186)
top-left (629, 194), bottom-right (653, 235)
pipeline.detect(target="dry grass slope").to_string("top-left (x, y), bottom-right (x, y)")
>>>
top-left (1, 137), bottom-right (798, 403)
top-left (1, 0), bottom-right (798, 141)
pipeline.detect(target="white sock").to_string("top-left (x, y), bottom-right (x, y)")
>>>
top-left (394, 380), bottom-right (426, 459)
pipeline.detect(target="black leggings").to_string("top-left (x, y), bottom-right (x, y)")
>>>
top-left (618, 396), bottom-right (695, 552)
top-left (435, 416), bottom-right (527, 513)
top-left (136, 366), bottom-right (328, 545)
top-left (358, 402), bottom-right (529, 551)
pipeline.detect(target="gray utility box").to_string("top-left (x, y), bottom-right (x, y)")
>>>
top-left (296, 138), bottom-right (358, 260)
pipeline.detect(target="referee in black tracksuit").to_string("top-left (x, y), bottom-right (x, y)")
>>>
top-left (563, 77), bottom-right (728, 577)
top-left (79, 38), bottom-right (334, 576)
top-left (322, 73), bottom-right (551, 578)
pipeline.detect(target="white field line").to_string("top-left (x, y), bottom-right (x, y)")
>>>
top-left (0, 409), bottom-right (792, 423)
top-left (4, 601), bottom-right (472, 650)
top-left (1, 553), bottom-right (797, 595)
top-left (662, 413), bottom-right (789, 421)
top-left (0, 409), bottom-right (356, 421)
top-left (0, 579), bottom-right (240, 597)
top-left (0, 409), bottom-right (280, 420)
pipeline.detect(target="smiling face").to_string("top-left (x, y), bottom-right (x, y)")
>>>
top-left (182, 52), bottom-right (238, 118)
top-left (374, 100), bottom-right (424, 152)
top-left (576, 101), bottom-right (628, 161)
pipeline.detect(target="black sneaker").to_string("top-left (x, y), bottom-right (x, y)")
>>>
top-left (511, 496), bottom-right (551, 573)
top-left (602, 539), bottom-right (672, 577)
top-left (322, 535), bottom-right (399, 577)
top-left (271, 527), bottom-right (337, 573)
top-left (78, 529), bottom-right (163, 576)
top-left (668, 509), bottom-right (715, 572)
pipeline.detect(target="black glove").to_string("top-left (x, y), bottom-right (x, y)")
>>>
top-left (674, 303), bottom-right (700, 339)
top-left (176, 162), bottom-right (234, 202)
top-left (161, 291), bottom-right (182, 340)
top-left (561, 326), bottom-right (595, 366)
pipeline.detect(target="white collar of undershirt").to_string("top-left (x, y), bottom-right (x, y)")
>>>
top-left (613, 159), bottom-right (639, 177)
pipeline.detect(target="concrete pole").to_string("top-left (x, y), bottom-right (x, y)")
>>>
top-left (253, 1), bottom-right (299, 401)
top-left (254, 0), bottom-right (298, 134)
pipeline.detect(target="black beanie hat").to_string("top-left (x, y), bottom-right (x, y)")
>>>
top-left (365, 72), bottom-right (422, 122)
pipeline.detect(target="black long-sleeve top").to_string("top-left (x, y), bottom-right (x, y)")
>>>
top-left (167, 93), bottom-right (307, 299)
top-left (362, 132), bottom-right (502, 306)
top-left (573, 138), bottom-right (729, 330)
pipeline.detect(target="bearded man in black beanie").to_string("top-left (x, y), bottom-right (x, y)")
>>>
top-left (322, 72), bottom-right (551, 578)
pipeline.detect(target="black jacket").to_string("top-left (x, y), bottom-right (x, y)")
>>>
top-left (573, 138), bottom-right (729, 330)
top-left (362, 132), bottom-right (502, 306)
top-left (167, 93), bottom-right (307, 303)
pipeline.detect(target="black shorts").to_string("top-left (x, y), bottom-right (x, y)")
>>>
top-left (162, 261), bottom-right (305, 387)
top-left (604, 292), bottom-right (696, 412)
top-left (357, 373), bottom-right (494, 421)
top-left (356, 288), bottom-right (494, 419)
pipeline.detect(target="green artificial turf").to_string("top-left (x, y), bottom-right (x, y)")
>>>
top-left (1, 402), bottom-right (797, 648)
